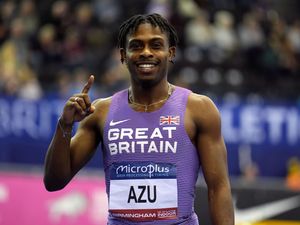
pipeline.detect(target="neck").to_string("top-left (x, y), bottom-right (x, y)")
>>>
top-left (128, 83), bottom-right (173, 112)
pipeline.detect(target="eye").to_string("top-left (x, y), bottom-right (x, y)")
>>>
top-left (129, 41), bottom-right (143, 50)
top-left (152, 42), bottom-right (163, 49)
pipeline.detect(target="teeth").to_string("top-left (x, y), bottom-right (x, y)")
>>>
top-left (138, 64), bottom-right (155, 68)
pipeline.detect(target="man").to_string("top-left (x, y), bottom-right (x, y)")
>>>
top-left (44, 13), bottom-right (234, 225)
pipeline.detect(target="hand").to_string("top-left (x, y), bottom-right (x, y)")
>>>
top-left (60, 75), bottom-right (96, 125)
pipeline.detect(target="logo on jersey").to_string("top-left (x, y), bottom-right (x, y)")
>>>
top-left (110, 119), bottom-right (131, 126)
top-left (109, 162), bottom-right (178, 221)
top-left (160, 116), bottom-right (180, 125)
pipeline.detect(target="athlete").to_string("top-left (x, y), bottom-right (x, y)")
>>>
top-left (44, 13), bottom-right (234, 225)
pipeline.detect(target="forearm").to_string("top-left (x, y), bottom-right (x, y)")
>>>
top-left (43, 76), bottom-right (97, 191)
top-left (208, 184), bottom-right (234, 225)
top-left (43, 120), bottom-right (73, 191)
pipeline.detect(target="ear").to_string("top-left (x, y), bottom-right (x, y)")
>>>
top-left (168, 46), bottom-right (176, 62)
top-left (120, 48), bottom-right (126, 64)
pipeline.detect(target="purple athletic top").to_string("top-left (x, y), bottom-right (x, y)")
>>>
top-left (102, 86), bottom-right (200, 225)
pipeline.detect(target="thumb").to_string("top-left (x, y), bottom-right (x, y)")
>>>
top-left (89, 105), bottom-right (96, 113)
top-left (86, 105), bottom-right (96, 115)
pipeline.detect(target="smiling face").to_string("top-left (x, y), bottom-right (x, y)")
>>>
top-left (120, 23), bottom-right (175, 87)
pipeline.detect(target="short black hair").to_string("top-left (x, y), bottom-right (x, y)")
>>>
top-left (117, 13), bottom-right (179, 49)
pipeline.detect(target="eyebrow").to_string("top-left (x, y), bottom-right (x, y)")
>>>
top-left (128, 36), bottom-right (165, 44)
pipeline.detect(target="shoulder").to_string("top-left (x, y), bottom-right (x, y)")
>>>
top-left (93, 97), bottom-right (112, 122)
top-left (80, 96), bottom-right (113, 130)
top-left (93, 96), bottom-right (113, 112)
top-left (93, 89), bottom-right (127, 110)
top-left (187, 92), bottom-right (219, 113)
top-left (174, 86), bottom-right (214, 107)
top-left (187, 93), bottom-right (221, 130)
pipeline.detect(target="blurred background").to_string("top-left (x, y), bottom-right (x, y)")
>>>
top-left (0, 0), bottom-right (300, 224)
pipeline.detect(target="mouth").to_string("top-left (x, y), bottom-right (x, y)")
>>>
top-left (136, 61), bottom-right (158, 74)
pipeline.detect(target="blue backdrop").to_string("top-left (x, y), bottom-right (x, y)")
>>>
top-left (0, 97), bottom-right (299, 177)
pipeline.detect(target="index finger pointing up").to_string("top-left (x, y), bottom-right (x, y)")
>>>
top-left (81, 75), bottom-right (94, 93)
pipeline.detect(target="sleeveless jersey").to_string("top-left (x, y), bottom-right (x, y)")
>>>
top-left (102, 86), bottom-right (200, 225)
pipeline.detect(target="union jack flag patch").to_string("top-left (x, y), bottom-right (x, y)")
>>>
top-left (159, 116), bottom-right (180, 125)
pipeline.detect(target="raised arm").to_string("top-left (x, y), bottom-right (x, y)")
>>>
top-left (43, 75), bottom-right (100, 191)
top-left (190, 94), bottom-right (234, 225)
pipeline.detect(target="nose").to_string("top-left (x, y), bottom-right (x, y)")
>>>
top-left (140, 45), bottom-right (153, 58)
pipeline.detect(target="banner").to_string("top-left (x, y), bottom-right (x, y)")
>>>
top-left (0, 97), bottom-right (299, 176)
top-left (220, 102), bottom-right (300, 146)
top-left (0, 171), bottom-right (108, 225)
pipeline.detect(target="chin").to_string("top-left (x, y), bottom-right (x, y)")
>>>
top-left (133, 70), bottom-right (157, 81)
